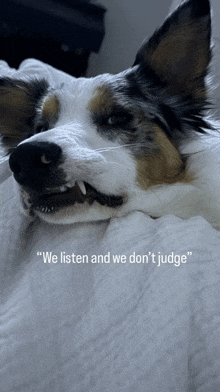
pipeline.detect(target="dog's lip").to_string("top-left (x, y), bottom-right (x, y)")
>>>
top-left (26, 181), bottom-right (124, 214)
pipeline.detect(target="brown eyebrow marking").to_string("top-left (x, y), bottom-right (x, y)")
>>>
top-left (88, 85), bottom-right (117, 114)
top-left (41, 94), bottom-right (60, 122)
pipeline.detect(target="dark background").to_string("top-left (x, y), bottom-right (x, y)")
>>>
top-left (0, 0), bottom-right (106, 76)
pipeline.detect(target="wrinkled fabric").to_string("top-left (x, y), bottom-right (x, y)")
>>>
top-left (0, 60), bottom-right (220, 392)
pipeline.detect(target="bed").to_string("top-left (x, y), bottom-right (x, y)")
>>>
top-left (1, 12), bottom-right (220, 391)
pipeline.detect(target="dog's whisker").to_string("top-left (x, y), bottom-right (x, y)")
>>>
top-left (94, 144), bottom-right (142, 153)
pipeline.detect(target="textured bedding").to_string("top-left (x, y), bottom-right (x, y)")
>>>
top-left (1, 59), bottom-right (220, 392)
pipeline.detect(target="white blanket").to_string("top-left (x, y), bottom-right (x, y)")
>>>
top-left (1, 60), bottom-right (220, 392)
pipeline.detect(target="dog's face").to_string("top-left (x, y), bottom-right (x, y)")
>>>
top-left (0, 0), bottom-right (212, 224)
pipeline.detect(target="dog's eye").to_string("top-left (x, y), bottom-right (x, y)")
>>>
top-left (107, 113), bottom-right (132, 127)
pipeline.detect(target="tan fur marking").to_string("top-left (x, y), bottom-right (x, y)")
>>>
top-left (147, 20), bottom-right (209, 97)
top-left (41, 95), bottom-right (59, 120)
top-left (137, 126), bottom-right (191, 189)
top-left (88, 86), bottom-right (115, 114)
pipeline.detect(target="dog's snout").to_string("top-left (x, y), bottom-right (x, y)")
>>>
top-left (9, 141), bottom-right (62, 190)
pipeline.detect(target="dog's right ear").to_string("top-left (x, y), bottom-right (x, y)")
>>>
top-left (133, 0), bottom-right (211, 99)
top-left (0, 78), bottom-right (48, 153)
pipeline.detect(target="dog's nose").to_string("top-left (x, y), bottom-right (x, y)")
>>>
top-left (9, 141), bottom-right (62, 190)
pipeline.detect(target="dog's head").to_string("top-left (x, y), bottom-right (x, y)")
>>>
top-left (0, 0), bottom-right (212, 224)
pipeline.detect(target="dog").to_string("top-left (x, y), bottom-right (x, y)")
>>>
top-left (1, 0), bottom-right (220, 229)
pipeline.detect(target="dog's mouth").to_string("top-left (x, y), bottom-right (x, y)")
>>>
top-left (23, 180), bottom-right (124, 215)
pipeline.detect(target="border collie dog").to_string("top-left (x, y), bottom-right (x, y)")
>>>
top-left (1, 0), bottom-right (220, 229)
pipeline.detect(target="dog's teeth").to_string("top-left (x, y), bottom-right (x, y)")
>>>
top-left (35, 205), bottom-right (57, 213)
top-left (77, 180), bottom-right (86, 195)
top-left (66, 181), bottom-right (75, 188)
top-left (60, 185), bottom-right (67, 192)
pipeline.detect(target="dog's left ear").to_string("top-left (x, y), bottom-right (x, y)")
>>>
top-left (133, 0), bottom-right (211, 98)
top-left (0, 78), bottom-right (48, 153)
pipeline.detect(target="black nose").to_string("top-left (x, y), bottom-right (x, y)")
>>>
top-left (9, 141), bottom-right (62, 190)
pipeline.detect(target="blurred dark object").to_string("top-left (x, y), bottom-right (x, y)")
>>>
top-left (0, 0), bottom-right (106, 76)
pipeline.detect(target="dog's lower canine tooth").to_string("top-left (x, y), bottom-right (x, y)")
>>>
top-left (66, 181), bottom-right (75, 188)
top-left (77, 180), bottom-right (86, 195)
top-left (60, 185), bottom-right (67, 192)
